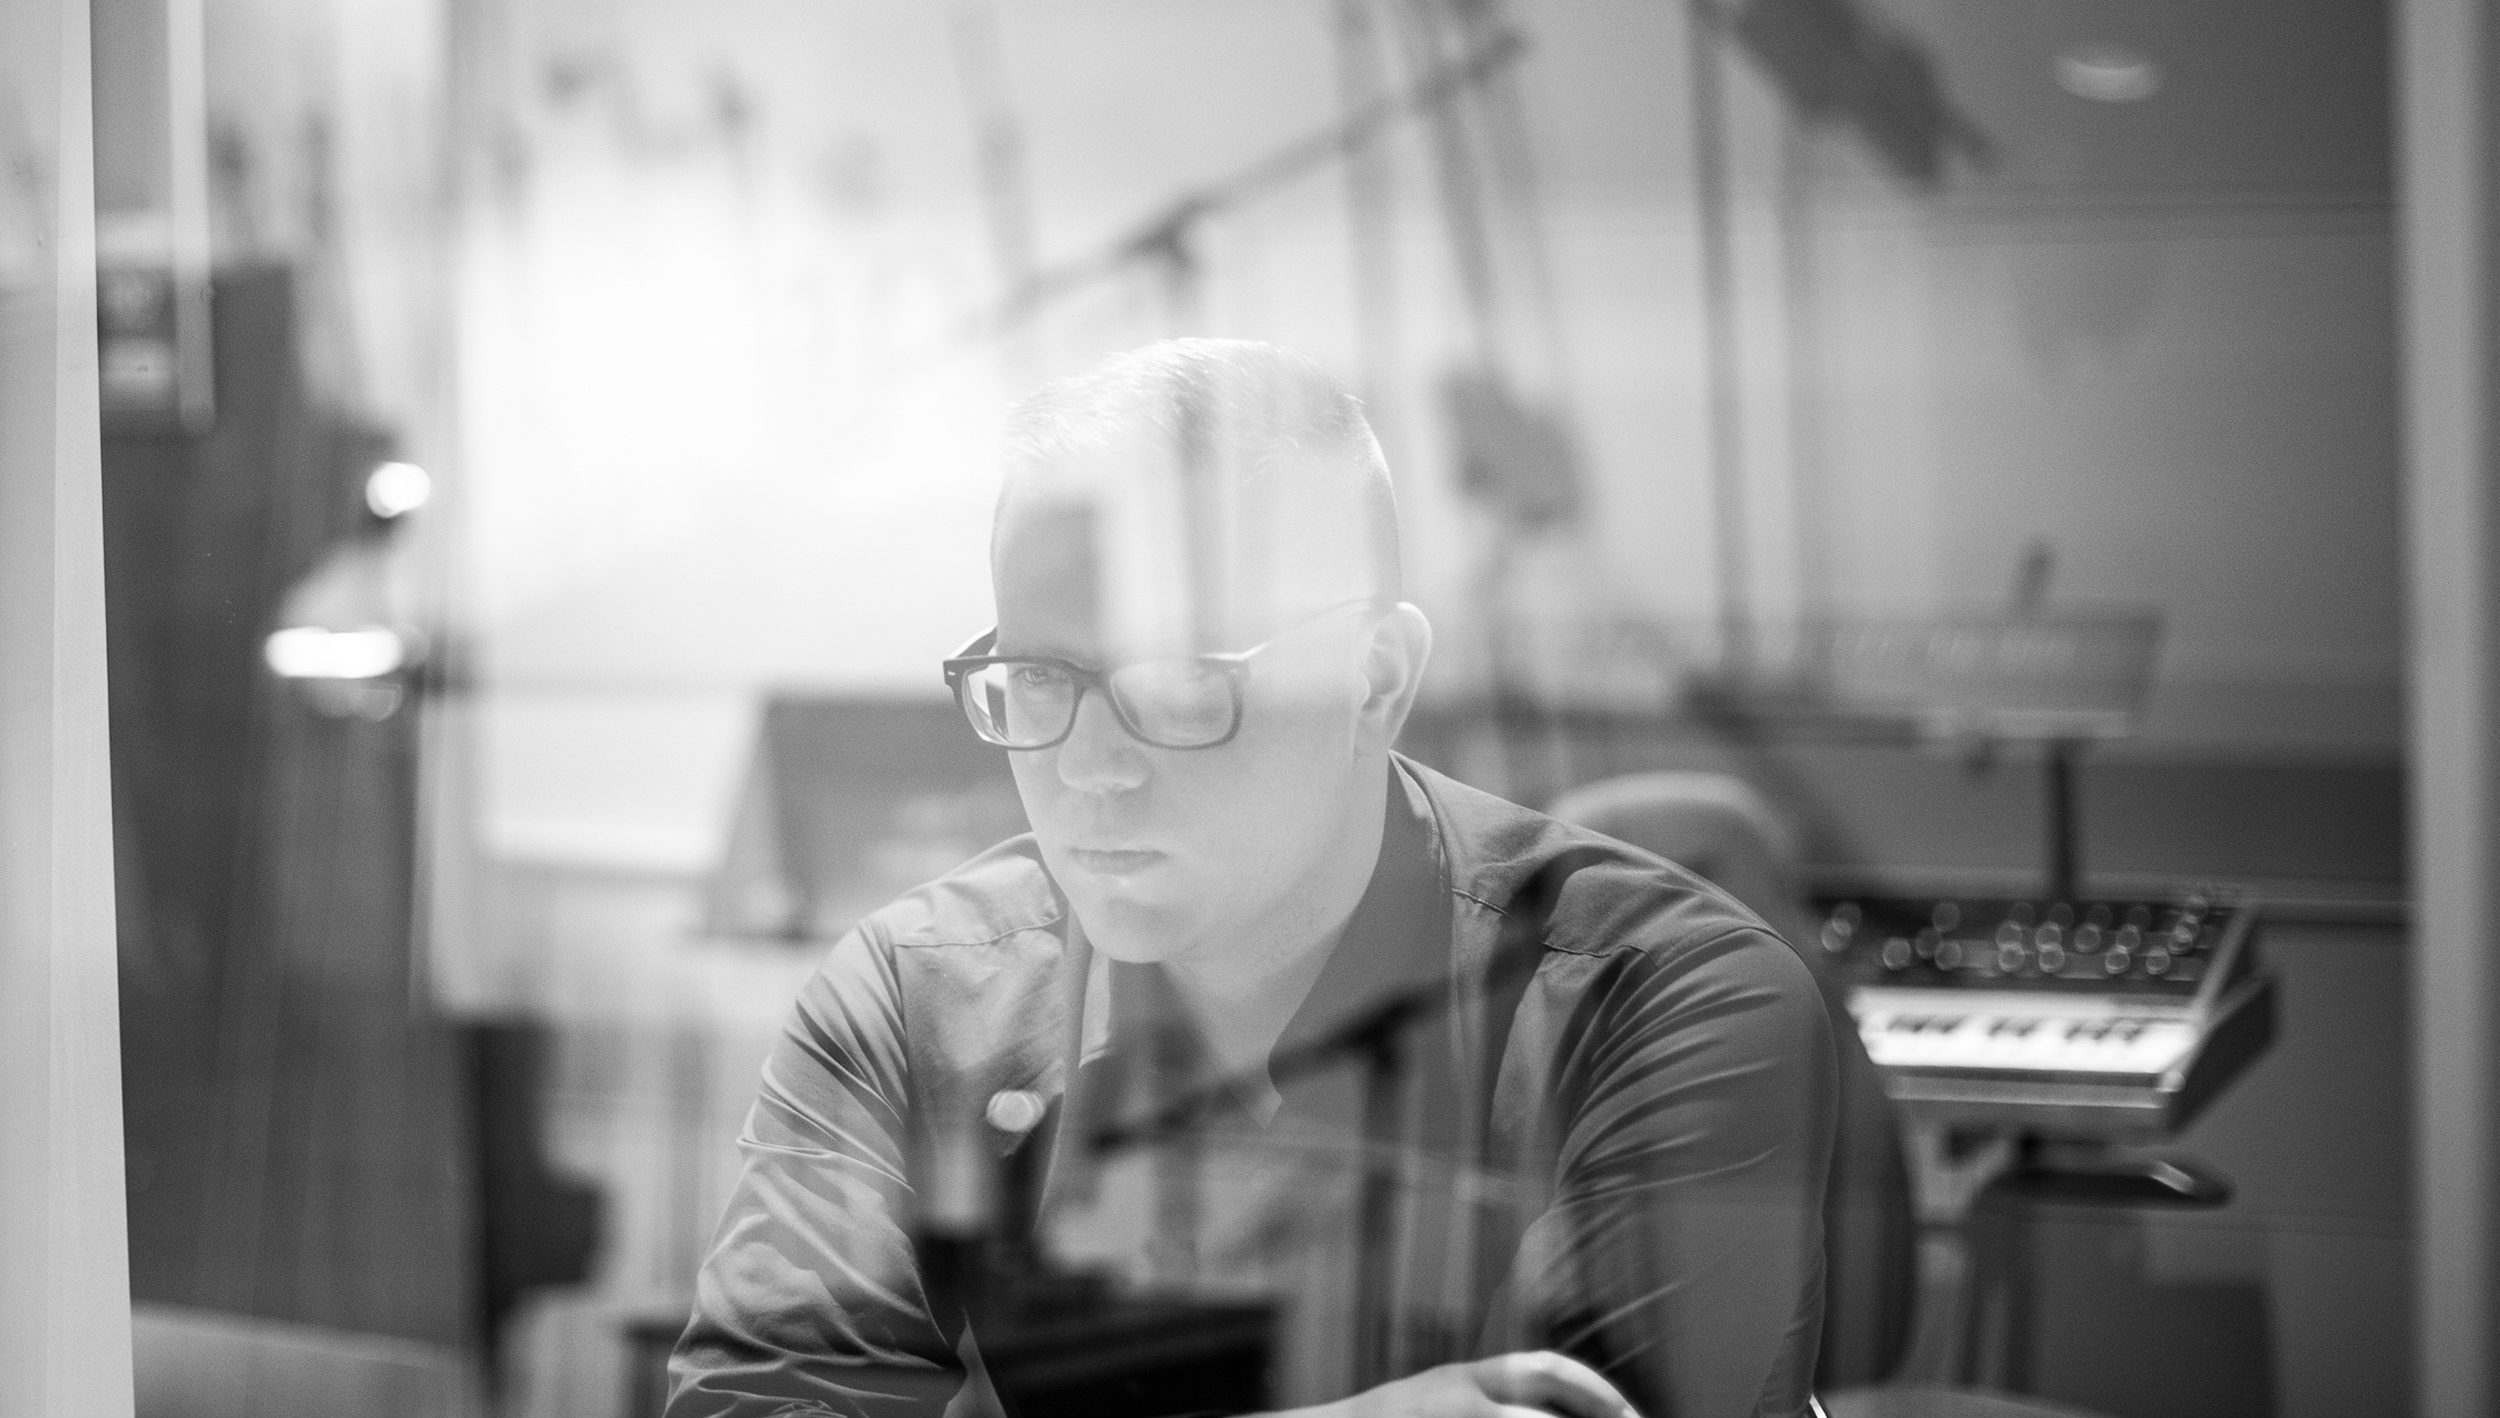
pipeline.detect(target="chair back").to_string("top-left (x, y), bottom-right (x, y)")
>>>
top-left (1546, 773), bottom-right (1916, 1389)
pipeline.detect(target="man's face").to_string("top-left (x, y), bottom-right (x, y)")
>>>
top-left (990, 483), bottom-right (1375, 967)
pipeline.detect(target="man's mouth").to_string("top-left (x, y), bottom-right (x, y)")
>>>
top-left (1066, 847), bottom-right (1168, 874)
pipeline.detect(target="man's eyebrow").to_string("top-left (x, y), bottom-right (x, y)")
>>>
top-left (991, 632), bottom-right (1090, 662)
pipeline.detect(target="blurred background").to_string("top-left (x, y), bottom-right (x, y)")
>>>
top-left (44, 0), bottom-right (2424, 1414)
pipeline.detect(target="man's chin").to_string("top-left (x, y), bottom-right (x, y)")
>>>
top-left (1082, 928), bottom-right (1188, 964)
top-left (1061, 887), bottom-right (1196, 963)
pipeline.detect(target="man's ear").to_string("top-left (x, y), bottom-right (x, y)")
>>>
top-left (1355, 603), bottom-right (1433, 752)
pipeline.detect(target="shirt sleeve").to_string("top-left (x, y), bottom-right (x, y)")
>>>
top-left (1495, 925), bottom-right (1838, 1418)
top-left (666, 926), bottom-right (966, 1418)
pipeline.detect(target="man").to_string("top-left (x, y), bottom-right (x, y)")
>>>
top-left (670, 340), bottom-right (1836, 1418)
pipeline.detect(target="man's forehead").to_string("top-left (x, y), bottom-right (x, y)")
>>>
top-left (994, 476), bottom-right (1206, 657)
top-left (993, 438), bottom-right (1373, 654)
top-left (992, 493), bottom-right (1103, 650)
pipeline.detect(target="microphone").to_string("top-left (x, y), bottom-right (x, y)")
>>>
top-left (909, 1087), bottom-right (1058, 1346)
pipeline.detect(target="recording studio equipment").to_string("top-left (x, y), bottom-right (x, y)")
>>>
top-left (966, 26), bottom-right (1528, 339)
top-left (905, 1089), bottom-right (1278, 1418)
top-left (977, 1298), bottom-right (1276, 1418)
top-left (1445, 368), bottom-right (1581, 529)
top-left (1812, 892), bottom-right (2277, 1142)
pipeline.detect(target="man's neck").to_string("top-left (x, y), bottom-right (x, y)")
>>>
top-left (1159, 760), bottom-right (1393, 1080)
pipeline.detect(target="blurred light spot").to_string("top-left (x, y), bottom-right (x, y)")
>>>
top-left (985, 1090), bottom-right (1047, 1134)
top-left (2056, 43), bottom-right (2161, 104)
top-left (264, 625), bottom-right (407, 679)
top-left (366, 461), bottom-right (433, 519)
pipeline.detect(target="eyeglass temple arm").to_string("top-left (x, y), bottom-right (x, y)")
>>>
top-left (943, 629), bottom-right (1001, 683)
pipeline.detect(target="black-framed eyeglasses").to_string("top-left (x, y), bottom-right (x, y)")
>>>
top-left (941, 599), bottom-right (1385, 751)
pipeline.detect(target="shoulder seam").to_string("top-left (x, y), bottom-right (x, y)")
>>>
top-left (1458, 884), bottom-right (1775, 962)
top-left (1674, 922), bottom-right (1779, 957)
top-left (1455, 885), bottom-right (1590, 956)
top-left (888, 907), bottom-right (1066, 950)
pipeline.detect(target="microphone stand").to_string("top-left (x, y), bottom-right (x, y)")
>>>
top-left (1084, 986), bottom-right (1431, 1393)
top-left (1083, 909), bottom-right (1562, 1391)
top-left (959, 29), bottom-right (1531, 342)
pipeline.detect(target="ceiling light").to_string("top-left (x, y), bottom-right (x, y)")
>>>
top-left (2055, 43), bottom-right (2161, 104)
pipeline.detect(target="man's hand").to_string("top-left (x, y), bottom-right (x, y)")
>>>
top-left (1292, 1351), bottom-right (1639, 1418)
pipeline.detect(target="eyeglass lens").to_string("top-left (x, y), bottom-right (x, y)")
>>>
top-left (959, 659), bottom-right (1236, 748)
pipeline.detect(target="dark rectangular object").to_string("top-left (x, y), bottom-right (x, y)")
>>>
top-left (984, 1298), bottom-right (1275, 1418)
top-left (621, 1299), bottom-right (1273, 1418)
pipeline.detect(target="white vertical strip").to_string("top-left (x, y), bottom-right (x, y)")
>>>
top-left (0, 0), bottom-right (135, 1415)
top-left (164, 0), bottom-right (214, 430)
top-left (2398, 0), bottom-right (2499, 1410)
top-left (1723, 58), bottom-right (1804, 668)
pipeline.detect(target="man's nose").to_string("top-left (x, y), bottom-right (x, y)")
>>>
top-left (1054, 688), bottom-right (1149, 792)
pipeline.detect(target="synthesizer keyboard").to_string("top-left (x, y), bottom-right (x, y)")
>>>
top-left (1812, 892), bottom-right (2276, 1141)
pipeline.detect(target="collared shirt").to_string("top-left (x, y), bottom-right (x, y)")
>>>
top-left (669, 754), bottom-right (1837, 1418)
top-left (1043, 768), bottom-right (1463, 1402)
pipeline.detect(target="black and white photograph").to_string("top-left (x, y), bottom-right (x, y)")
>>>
top-left (2, 2), bottom-right (2491, 1416)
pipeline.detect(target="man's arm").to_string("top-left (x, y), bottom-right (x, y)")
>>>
top-left (1498, 925), bottom-right (1839, 1418)
top-left (667, 927), bottom-right (965, 1418)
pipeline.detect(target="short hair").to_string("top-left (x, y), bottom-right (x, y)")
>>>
top-left (995, 340), bottom-right (1402, 625)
